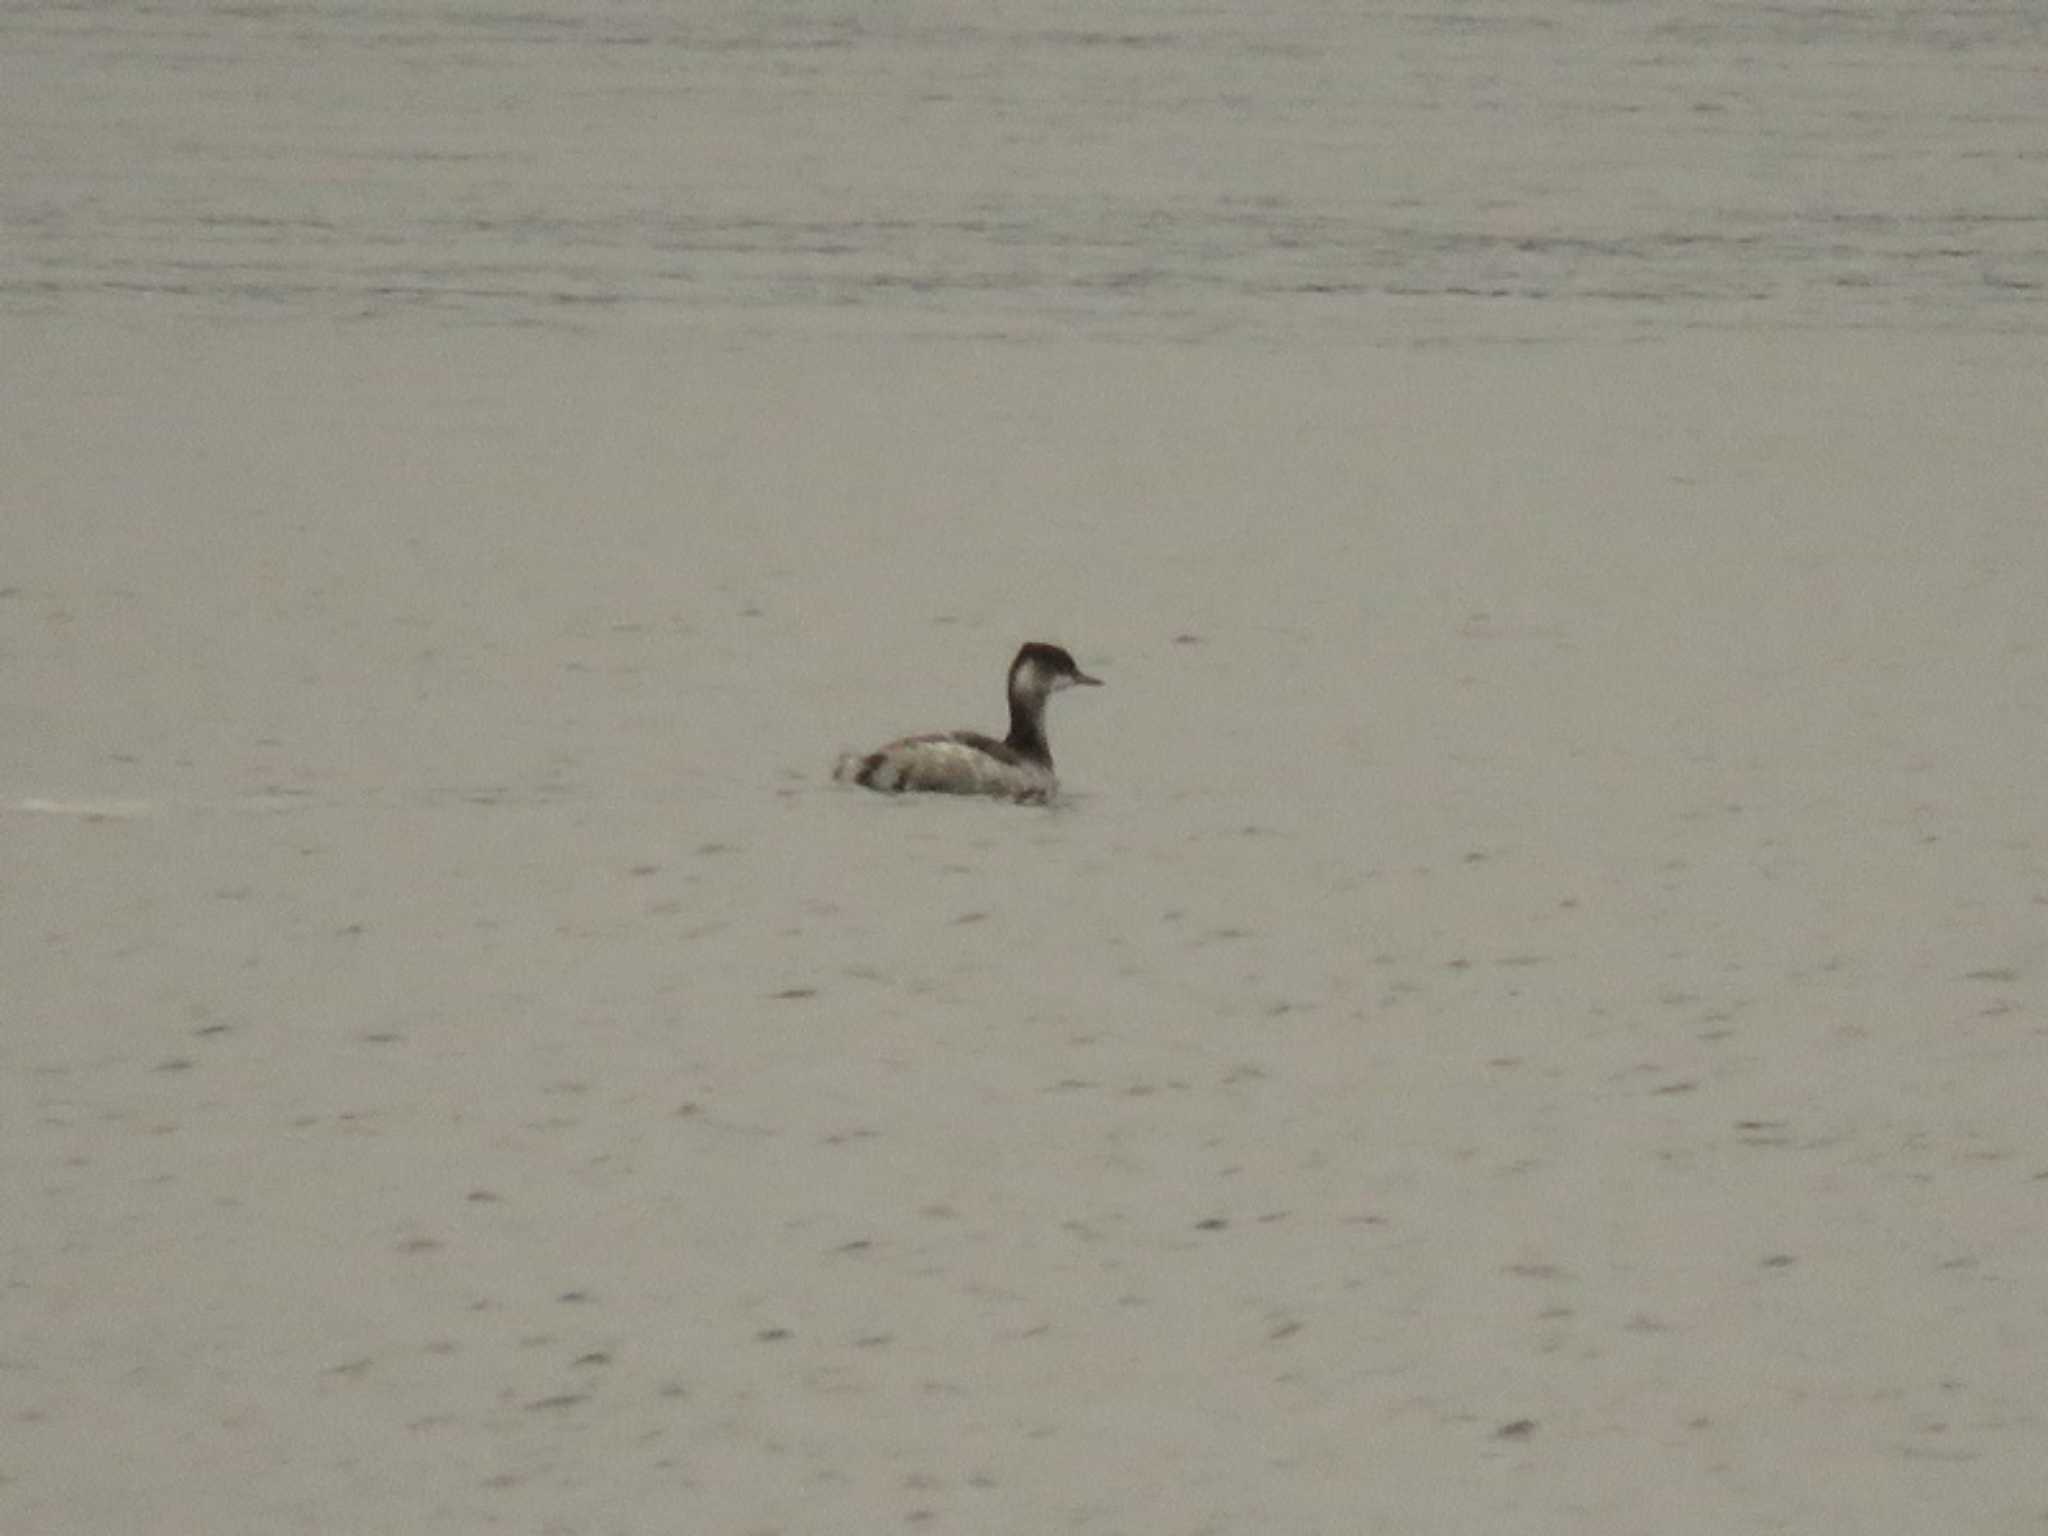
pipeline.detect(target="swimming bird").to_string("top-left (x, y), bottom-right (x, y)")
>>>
top-left (833, 642), bottom-right (1102, 803)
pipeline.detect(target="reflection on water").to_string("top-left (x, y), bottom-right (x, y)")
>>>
top-left (2, 0), bottom-right (2044, 340)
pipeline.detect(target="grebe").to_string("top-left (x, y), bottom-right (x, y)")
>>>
top-left (833, 642), bottom-right (1102, 804)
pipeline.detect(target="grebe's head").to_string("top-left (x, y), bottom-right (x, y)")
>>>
top-left (1009, 642), bottom-right (1103, 699)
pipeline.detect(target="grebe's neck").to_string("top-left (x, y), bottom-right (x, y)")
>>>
top-left (1004, 674), bottom-right (1052, 766)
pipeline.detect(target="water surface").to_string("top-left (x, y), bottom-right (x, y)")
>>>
top-left (3, 0), bottom-right (2045, 341)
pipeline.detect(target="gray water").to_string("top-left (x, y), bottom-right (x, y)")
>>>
top-left (3, 0), bottom-right (2045, 343)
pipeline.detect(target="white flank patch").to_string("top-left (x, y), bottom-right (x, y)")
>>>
top-left (896, 739), bottom-right (1054, 800)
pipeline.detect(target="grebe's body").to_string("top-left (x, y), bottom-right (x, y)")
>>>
top-left (834, 642), bottom-right (1102, 804)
